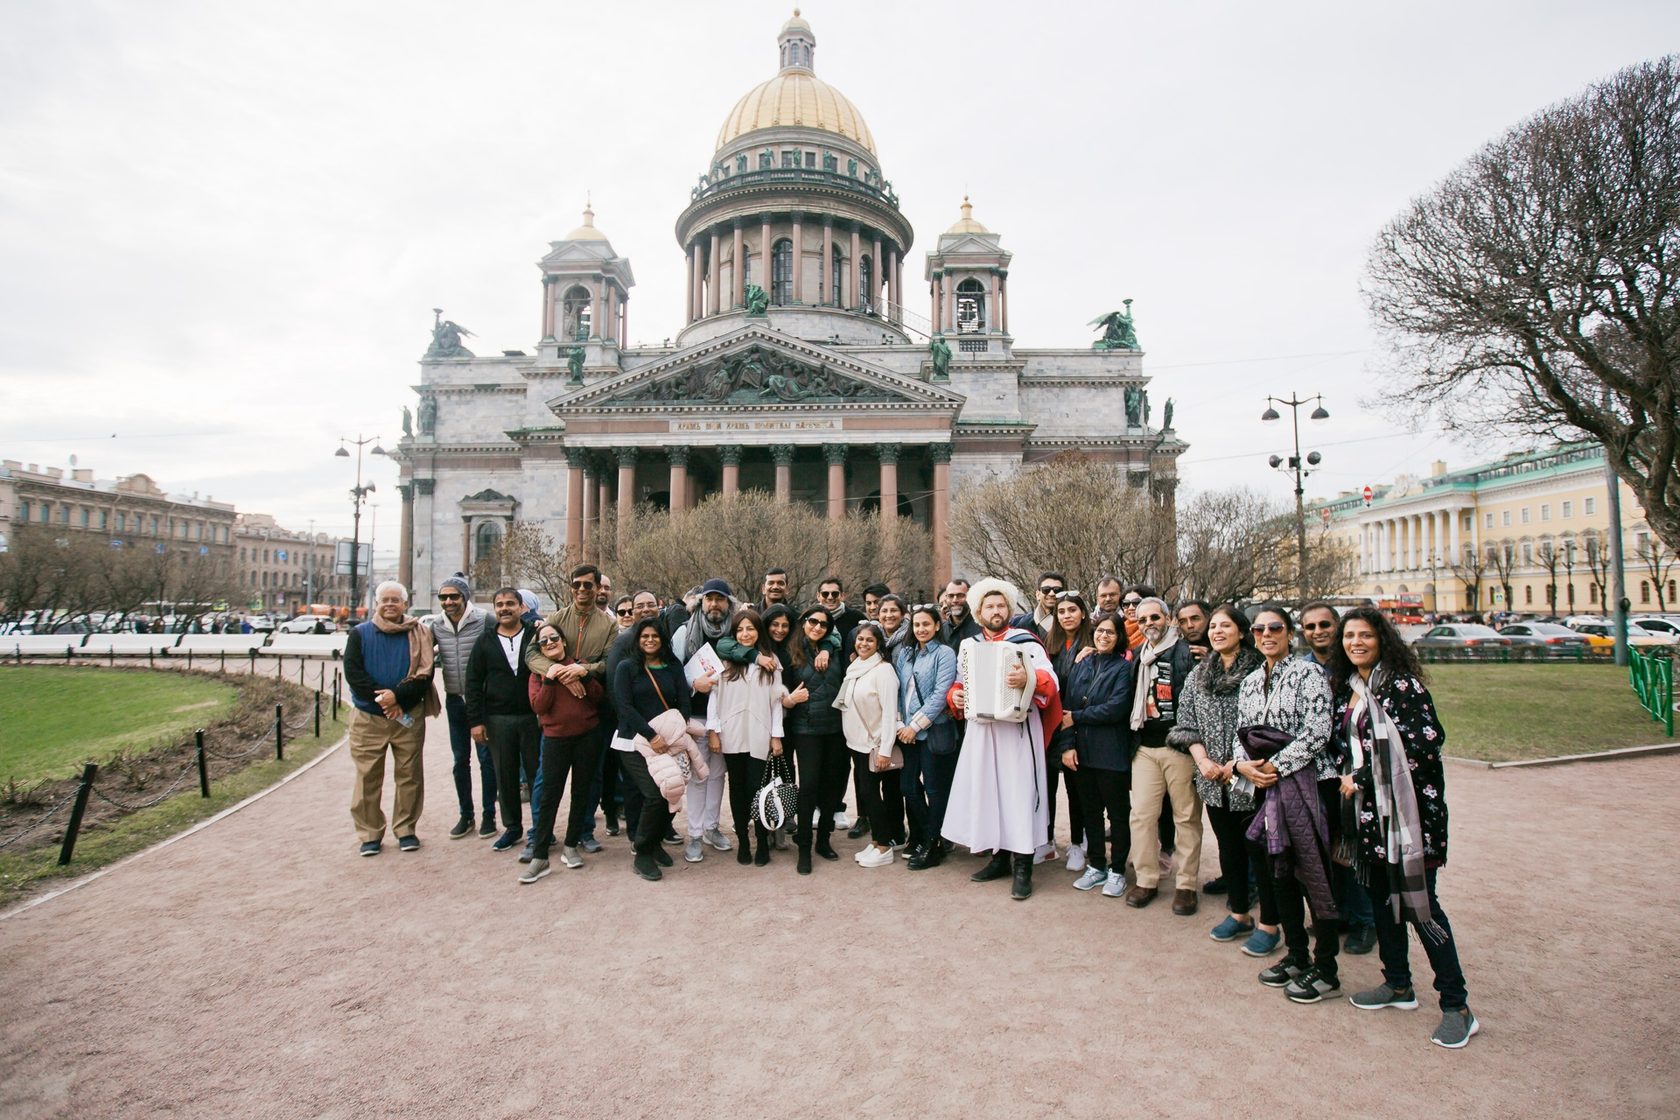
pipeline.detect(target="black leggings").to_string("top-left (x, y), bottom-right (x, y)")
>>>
top-left (789, 731), bottom-right (849, 845)
top-left (1073, 765), bottom-right (1130, 872)
top-left (531, 731), bottom-right (598, 859)
top-left (723, 753), bottom-right (768, 844)
top-left (852, 751), bottom-right (904, 845)
top-left (616, 749), bottom-right (673, 855)
top-left (1046, 754), bottom-right (1085, 847)
top-left (1205, 803), bottom-right (1256, 915)
top-left (1253, 778), bottom-right (1341, 973)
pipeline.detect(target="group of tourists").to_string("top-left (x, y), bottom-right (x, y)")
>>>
top-left (342, 566), bottom-right (1478, 1049)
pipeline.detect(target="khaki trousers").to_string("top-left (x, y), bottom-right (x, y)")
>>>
top-left (349, 708), bottom-right (427, 842)
top-left (1127, 745), bottom-right (1203, 890)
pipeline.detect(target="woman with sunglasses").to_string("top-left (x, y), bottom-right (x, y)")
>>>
top-left (895, 604), bottom-right (959, 869)
top-left (1330, 606), bottom-right (1478, 1049)
top-left (704, 608), bottom-right (788, 866)
top-left (1169, 604), bottom-right (1269, 945)
top-left (1059, 613), bottom-right (1135, 896)
top-left (782, 606), bottom-right (848, 871)
top-left (611, 596), bottom-right (635, 632)
top-left (1233, 605), bottom-right (1340, 1003)
top-left (612, 617), bottom-right (693, 882)
top-left (837, 622), bottom-right (904, 868)
top-left (521, 626), bottom-right (605, 881)
top-left (1044, 591), bottom-right (1095, 870)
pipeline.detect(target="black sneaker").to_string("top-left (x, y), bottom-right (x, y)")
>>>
top-left (359, 840), bottom-right (382, 857)
top-left (663, 827), bottom-right (680, 844)
top-left (1258, 957), bottom-right (1307, 988)
top-left (491, 828), bottom-right (522, 852)
top-left (478, 818), bottom-right (497, 838)
top-left (1344, 925), bottom-right (1377, 955)
top-left (1284, 966), bottom-right (1342, 1004)
top-left (652, 846), bottom-right (673, 868)
top-left (449, 815), bottom-right (473, 839)
top-left (633, 853), bottom-right (662, 882)
top-left (397, 835), bottom-right (420, 853)
top-left (1202, 876), bottom-right (1228, 895)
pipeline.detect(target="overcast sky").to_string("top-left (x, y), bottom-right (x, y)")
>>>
top-left (3, 0), bottom-right (1675, 550)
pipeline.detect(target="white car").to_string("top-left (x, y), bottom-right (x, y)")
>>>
top-left (1630, 615), bottom-right (1680, 639)
top-left (278, 614), bottom-right (336, 634)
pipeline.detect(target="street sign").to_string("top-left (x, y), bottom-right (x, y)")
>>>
top-left (1362, 485), bottom-right (1373, 507)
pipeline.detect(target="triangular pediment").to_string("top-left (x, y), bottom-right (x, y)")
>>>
top-left (540, 242), bottom-right (618, 265)
top-left (547, 325), bottom-right (963, 413)
top-left (936, 232), bottom-right (1007, 256)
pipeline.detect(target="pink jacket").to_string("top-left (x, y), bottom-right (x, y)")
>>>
top-left (634, 708), bottom-right (710, 811)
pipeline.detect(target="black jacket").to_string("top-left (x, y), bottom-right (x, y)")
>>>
top-left (464, 622), bottom-right (536, 725)
top-left (1130, 639), bottom-right (1197, 749)
top-left (1063, 649), bottom-right (1137, 771)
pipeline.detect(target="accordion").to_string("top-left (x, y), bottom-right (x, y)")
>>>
top-left (961, 639), bottom-right (1034, 723)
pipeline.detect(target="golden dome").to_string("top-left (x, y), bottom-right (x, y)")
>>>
top-left (563, 202), bottom-right (608, 242)
top-left (945, 196), bottom-right (989, 235)
top-left (716, 70), bottom-right (876, 156)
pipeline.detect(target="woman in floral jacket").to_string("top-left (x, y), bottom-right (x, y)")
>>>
top-left (1330, 605), bottom-right (1477, 1049)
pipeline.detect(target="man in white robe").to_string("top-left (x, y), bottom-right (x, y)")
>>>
top-left (943, 578), bottom-right (1060, 900)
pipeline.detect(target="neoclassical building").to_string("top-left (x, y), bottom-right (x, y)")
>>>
top-left (394, 12), bottom-right (1183, 606)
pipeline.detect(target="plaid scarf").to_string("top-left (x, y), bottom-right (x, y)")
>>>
top-left (1129, 626), bottom-right (1180, 731)
top-left (1349, 672), bottom-right (1447, 945)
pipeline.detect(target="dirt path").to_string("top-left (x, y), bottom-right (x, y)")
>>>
top-left (0, 711), bottom-right (1674, 1119)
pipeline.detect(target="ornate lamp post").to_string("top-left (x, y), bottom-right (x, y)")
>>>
top-left (1262, 393), bottom-right (1330, 606)
top-left (335, 435), bottom-right (386, 615)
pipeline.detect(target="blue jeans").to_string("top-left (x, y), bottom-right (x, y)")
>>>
top-left (1338, 865), bottom-right (1375, 930)
top-left (1370, 866), bottom-right (1468, 1010)
top-left (446, 693), bottom-right (496, 822)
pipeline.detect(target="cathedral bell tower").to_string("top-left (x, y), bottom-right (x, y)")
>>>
top-left (924, 196), bottom-right (1012, 360)
top-left (536, 203), bottom-right (635, 369)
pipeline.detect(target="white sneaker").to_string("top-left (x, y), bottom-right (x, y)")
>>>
top-left (1073, 865), bottom-right (1108, 891)
top-left (854, 846), bottom-right (870, 862)
top-left (856, 845), bottom-right (895, 868)
top-left (1033, 842), bottom-right (1058, 865)
top-left (1102, 868), bottom-right (1128, 898)
top-left (834, 810), bottom-right (852, 830)
top-left (1066, 843), bottom-right (1086, 872)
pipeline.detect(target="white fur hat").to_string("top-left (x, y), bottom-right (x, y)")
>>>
top-left (967, 577), bottom-right (1024, 620)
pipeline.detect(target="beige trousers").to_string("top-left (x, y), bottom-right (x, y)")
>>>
top-left (1127, 745), bottom-right (1203, 890)
top-left (349, 708), bottom-right (427, 842)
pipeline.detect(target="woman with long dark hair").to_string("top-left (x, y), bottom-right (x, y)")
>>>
top-left (521, 623), bottom-right (605, 882)
top-left (837, 621), bottom-right (903, 869)
top-left (1330, 606), bottom-right (1478, 1048)
top-left (705, 608), bottom-right (787, 866)
top-left (612, 617), bottom-right (692, 882)
top-left (1233, 605), bottom-right (1339, 1002)
top-left (782, 606), bottom-right (847, 870)
top-left (1059, 613), bottom-right (1135, 896)
top-left (1169, 604), bottom-right (1269, 945)
top-left (895, 604), bottom-right (959, 870)
top-left (1043, 591), bottom-right (1094, 870)
top-left (875, 594), bottom-right (910, 658)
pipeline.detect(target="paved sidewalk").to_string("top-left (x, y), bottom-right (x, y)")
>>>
top-left (1, 712), bottom-right (1675, 1119)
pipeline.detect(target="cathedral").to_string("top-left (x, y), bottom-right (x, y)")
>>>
top-left (393, 11), bottom-right (1183, 604)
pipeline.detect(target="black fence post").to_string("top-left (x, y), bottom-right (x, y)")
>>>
top-left (220, 649), bottom-right (226, 673)
top-left (314, 690), bottom-right (321, 738)
top-left (58, 763), bottom-right (99, 866)
top-left (275, 704), bottom-right (284, 760)
top-left (148, 647), bottom-right (154, 669)
top-left (298, 658), bottom-right (304, 685)
top-left (249, 649), bottom-right (257, 675)
top-left (187, 648), bottom-right (193, 671)
top-left (332, 670), bottom-right (341, 721)
top-left (196, 729), bottom-right (210, 798)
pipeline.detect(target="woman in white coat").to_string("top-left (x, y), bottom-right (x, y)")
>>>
top-left (704, 609), bottom-right (788, 866)
top-left (835, 622), bottom-right (903, 870)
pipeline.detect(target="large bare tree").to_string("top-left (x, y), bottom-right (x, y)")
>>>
top-left (1365, 56), bottom-right (1680, 554)
top-left (1635, 534), bottom-right (1678, 610)
top-left (1486, 540), bottom-right (1518, 612)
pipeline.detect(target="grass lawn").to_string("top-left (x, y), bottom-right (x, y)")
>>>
top-left (0, 667), bottom-right (238, 783)
top-left (1428, 662), bottom-right (1672, 762)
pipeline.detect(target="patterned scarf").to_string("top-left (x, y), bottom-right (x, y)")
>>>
top-left (1349, 671), bottom-right (1447, 945)
top-left (1129, 626), bottom-right (1180, 731)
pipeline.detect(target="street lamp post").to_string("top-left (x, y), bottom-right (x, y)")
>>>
top-left (1262, 393), bottom-right (1329, 606)
top-left (336, 435), bottom-right (386, 616)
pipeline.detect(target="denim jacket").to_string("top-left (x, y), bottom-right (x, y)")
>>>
top-left (893, 640), bottom-right (958, 740)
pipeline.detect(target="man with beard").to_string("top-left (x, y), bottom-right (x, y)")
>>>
top-left (1124, 596), bottom-right (1202, 914)
top-left (422, 573), bottom-right (496, 839)
top-left (816, 576), bottom-right (864, 637)
top-left (943, 578), bottom-right (1061, 901)
top-left (672, 578), bottom-right (732, 860)
top-left (524, 564), bottom-right (618, 857)
top-left (939, 578), bottom-right (981, 648)
top-left (1091, 577), bottom-right (1124, 625)
top-left (1176, 599), bottom-right (1213, 663)
top-left (758, 568), bottom-right (791, 614)
top-left (466, 588), bottom-right (540, 853)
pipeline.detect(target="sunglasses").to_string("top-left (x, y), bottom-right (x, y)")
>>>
top-left (1054, 590), bottom-right (1083, 601)
top-left (1122, 597), bottom-right (1142, 607)
top-left (1139, 614), bottom-right (1166, 624)
top-left (571, 580), bottom-right (595, 590)
top-left (1039, 585), bottom-right (1064, 595)
top-left (1251, 622), bottom-right (1288, 634)
top-left (1302, 621), bottom-right (1336, 631)
top-left (437, 593), bottom-right (463, 602)
top-left (911, 603), bottom-right (938, 612)
top-left (804, 618), bottom-right (831, 629)
top-left (818, 589), bottom-right (842, 598)
top-left (616, 608), bottom-right (633, 617)
top-left (538, 634), bottom-right (563, 645)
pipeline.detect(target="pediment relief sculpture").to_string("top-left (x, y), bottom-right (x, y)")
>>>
top-left (616, 346), bottom-right (897, 405)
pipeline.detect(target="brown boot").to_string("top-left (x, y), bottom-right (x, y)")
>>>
top-left (1171, 888), bottom-right (1199, 916)
top-left (1125, 884), bottom-right (1158, 908)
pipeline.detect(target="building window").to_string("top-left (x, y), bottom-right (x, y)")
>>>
top-left (474, 521), bottom-right (503, 563)
top-left (781, 150), bottom-right (798, 169)
top-left (97, 511), bottom-right (106, 529)
top-left (822, 150), bottom-right (837, 172)
top-left (1502, 510), bottom-right (1512, 527)
top-left (19, 500), bottom-right (29, 521)
top-left (1584, 497), bottom-right (1596, 515)
top-left (79, 508), bottom-right (89, 527)
top-left (240, 547), bottom-right (246, 562)
top-left (956, 278), bottom-right (986, 332)
top-left (830, 245), bottom-right (844, 306)
top-left (1521, 507), bottom-right (1531, 524)
top-left (1641, 580), bottom-right (1651, 603)
top-left (1522, 542), bottom-right (1533, 563)
top-left (858, 255), bottom-right (872, 310)
top-left (1540, 504), bottom-right (1550, 521)
top-left (115, 512), bottom-right (124, 532)
top-left (1589, 582), bottom-right (1599, 603)
top-left (1485, 512), bottom-right (1493, 528)
top-left (561, 286), bottom-right (591, 341)
top-left (771, 238), bottom-right (793, 305)
top-left (804, 151), bottom-right (815, 169)
top-left (758, 149), bottom-right (772, 170)
top-left (151, 516), bottom-right (160, 535)
top-left (58, 504), bottom-right (69, 524)
top-left (1562, 500), bottom-right (1573, 518)
top-left (959, 338), bottom-right (987, 352)
top-left (1671, 579), bottom-right (1678, 603)
top-left (38, 505), bottom-right (48, 523)
top-left (1463, 513), bottom-right (1473, 531)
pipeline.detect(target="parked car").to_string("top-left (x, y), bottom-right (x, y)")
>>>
top-left (1569, 621), bottom-right (1677, 650)
top-left (1631, 616), bottom-right (1680, 639)
top-left (1497, 622), bottom-right (1593, 658)
top-left (1411, 623), bottom-right (1515, 656)
top-left (278, 614), bottom-right (336, 634)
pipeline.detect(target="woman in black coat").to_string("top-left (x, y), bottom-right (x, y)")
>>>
top-left (781, 606), bottom-right (847, 864)
top-left (1058, 614), bottom-right (1137, 897)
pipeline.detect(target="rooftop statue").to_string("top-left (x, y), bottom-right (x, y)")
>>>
top-left (401, 406), bottom-right (413, 437)
top-left (1090, 298), bottom-right (1140, 351)
top-left (567, 345), bottom-right (585, 384)
top-left (929, 336), bottom-right (952, 380)
top-left (744, 283), bottom-right (769, 316)
top-left (1162, 397), bottom-right (1174, 431)
top-left (1124, 386), bottom-right (1143, 427)
top-left (418, 395), bottom-right (437, 435)
top-left (425, 309), bottom-right (476, 359)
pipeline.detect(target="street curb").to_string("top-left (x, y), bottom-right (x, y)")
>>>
top-left (1446, 742), bottom-right (1680, 770)
top-left (0, 732), bottom-right (348, 921)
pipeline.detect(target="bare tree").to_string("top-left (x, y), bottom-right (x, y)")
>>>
top-left (1582, 530), bottom-right (1611, 610)
top-left (1486, 540), bottom-right (1518, 613)
top-left (951, 454), bottom-right (1166, 601)
top-left (1635, 534), bottom-right (1678, 611)
top-left (1365, 56), bottom-right (1680, 554)
top-left (1536, 541), bottom-right (1563, 615)
top-left (1450, 539), bottom-right (1487, 613)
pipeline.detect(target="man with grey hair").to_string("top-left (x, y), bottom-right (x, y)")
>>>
top-left (1123, 595), bottom-right (1202, 913)
top-left (343, 580), bottom-right (439, 857)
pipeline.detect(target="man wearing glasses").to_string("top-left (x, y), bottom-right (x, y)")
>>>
top-left (524, 564), bottom-right (620, 857)
top-left (1092, 578), bottom-right (1124, 624)
top-left (423, 573), bottom-right (496, 840)
top-left (466, 588), bottom-right (541, 853)
top-left (1012, 572), bottom-right (1066, 638)
top-left (1121, 586), bottom-right (1152, 649)
top-left (1124, 595), bottom-right (1202, 915)
top-left (816, 576), bottom-right (863, 637)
